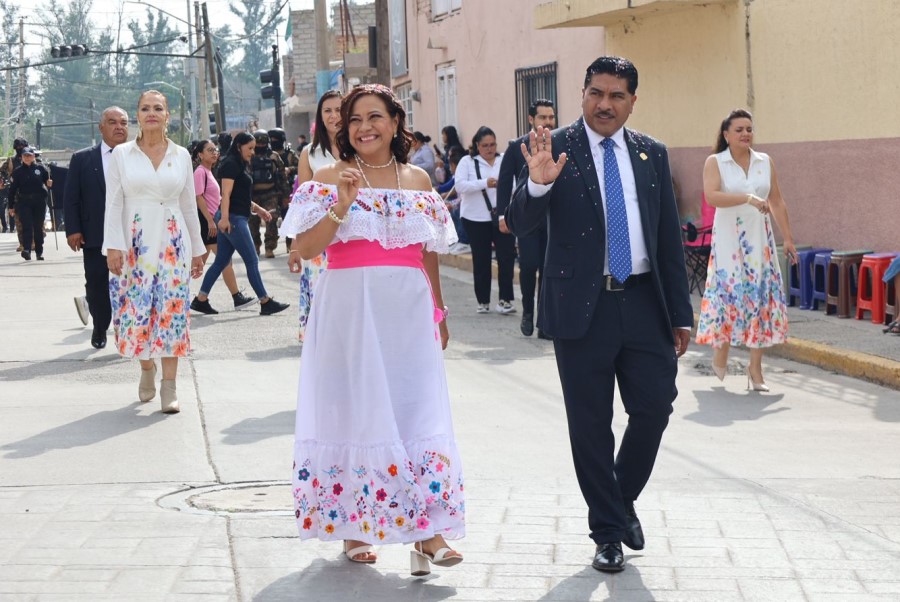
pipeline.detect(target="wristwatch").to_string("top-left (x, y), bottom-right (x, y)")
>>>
top-left (441, 306), bottom-right (450, 320)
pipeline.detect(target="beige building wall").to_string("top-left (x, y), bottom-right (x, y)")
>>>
top-left (538, 0), bottom-right (900, 250)
top-left (399, 0), bottom-right (604, 147)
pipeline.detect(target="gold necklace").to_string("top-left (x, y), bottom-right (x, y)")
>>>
top-left (354, 154), bottom-right (402, 191)
top-left (356, 154), bottom-right (396, 169)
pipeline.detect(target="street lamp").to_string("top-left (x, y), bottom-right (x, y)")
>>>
top-left (144, 81), bottom-right (187, 144)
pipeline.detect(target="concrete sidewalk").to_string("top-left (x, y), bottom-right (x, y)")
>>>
top-left (3, 232), bottom-right (900, 601)
top-left (439, 252), bottom-right (900, 390)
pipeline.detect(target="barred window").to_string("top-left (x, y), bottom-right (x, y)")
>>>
top-left (515, 62), bottom-right (558, 137)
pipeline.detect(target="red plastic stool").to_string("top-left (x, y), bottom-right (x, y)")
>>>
top-left (825, 250), bottom-right (872, 318)
top-left (856, 253), bottom-right (897, 323)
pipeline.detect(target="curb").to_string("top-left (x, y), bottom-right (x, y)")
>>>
top-left (439, 254), bottom-right (900, 390)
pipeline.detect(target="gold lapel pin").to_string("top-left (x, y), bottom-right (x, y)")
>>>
top-left (639, 152), bottom-right (648, 161)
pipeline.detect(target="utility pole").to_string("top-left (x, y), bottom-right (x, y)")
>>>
top-left (186, 0), bottom-right (198, 138)
top-left (202, 2), bottom-right (223, 135)
top-left (88, 98), bottom-right (96, 146)
top-left (374, 0), bottom-right (390, 85)
top-left (4, 64), bottom-right (11, 149)
top-left (15, 17), bottom-right (25, 138)
top-left (195, 2), bottom-right (210, 138)
top-left (314, 0), bottom-right (329, 98)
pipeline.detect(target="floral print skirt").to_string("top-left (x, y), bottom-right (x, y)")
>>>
top-left (109, 209), bottom-right (193, 359)
top-left (696, 210), bottom-right (788, 349)
top-left (292, 263), bottom-right (465, 545)
top-left (297, 253), bottom-right (327, 343)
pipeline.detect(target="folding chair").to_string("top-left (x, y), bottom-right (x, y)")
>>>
top-left (682, 221), bottom-right (713, 294)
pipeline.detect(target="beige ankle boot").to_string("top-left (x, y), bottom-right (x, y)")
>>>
top-left (160, 380), bottom-right (179, 414)
top-left (139, 364), bottom-right (157, 402)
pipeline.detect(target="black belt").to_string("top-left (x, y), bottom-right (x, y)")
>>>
top-left (603, 272), bottom-right (651, 291)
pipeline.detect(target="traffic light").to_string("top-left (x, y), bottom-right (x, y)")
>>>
top-left (50, 44), bottom-right (89, 59)
top-left (260, 68), bottom-right (279, 101)
top-left (209, 112), bottom-right (217, 135)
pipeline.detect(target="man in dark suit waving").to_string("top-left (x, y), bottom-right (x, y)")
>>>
top-left (64, 107), bottom-right (129, 349)
top-left (506, 57), bottom-right (692, 572)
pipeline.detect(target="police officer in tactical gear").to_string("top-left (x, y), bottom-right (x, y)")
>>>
top-left (249, 129), bottom-right (289, 258)
top-left (267, 127), bottom-right (299, 252)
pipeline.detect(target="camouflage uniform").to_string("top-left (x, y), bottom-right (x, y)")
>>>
top-left (1, 142), bottom-right (29, 251)
top-left (269, 128), bottom-right (300, 253)
top-left (249, 131), bottom-right (289, 257)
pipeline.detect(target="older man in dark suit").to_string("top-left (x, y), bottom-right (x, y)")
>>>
top-left (64, 107), bottom-right (129, 349)
top-left (506, 57), bottom-right (692, 572)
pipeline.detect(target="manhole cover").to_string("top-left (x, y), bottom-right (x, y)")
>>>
top-left (158, 481), bottom-right (293, 516)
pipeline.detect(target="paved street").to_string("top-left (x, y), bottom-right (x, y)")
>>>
top-left (2, 231), bottom-right (900, 601)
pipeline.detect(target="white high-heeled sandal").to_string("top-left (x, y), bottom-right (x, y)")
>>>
top-left (343, 541), bottom-right (376, 564)
top-left (410, 541), bottom-right (463, 576)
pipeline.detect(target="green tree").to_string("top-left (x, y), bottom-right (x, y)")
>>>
top-left (227, 0), bottom-right (285, 104)
top-left (0, 0), bottom-right (22, 151)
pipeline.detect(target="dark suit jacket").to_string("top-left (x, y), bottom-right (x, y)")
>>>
top-left (505, 117), bottom-right (692, 340)
top-left (496, 134), bottom-right (529, 217)
top-left (64, 145), bottom-right (106, 249)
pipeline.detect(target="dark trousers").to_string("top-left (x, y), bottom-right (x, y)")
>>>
top-left (16, 194), bottom-right (46, 255)
top-left (83, 247), bottom-right (112, 331)
top-left (553, 278), bottom-right (677, 544)
top-left (462, 217), bottom-right (516, 304)
top-left (518, 226), bottom-right (547, 315)
top-left (0, 191), bottom-right (8, 231)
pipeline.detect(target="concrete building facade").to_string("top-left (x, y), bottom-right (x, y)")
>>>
top-left (535, 0), bottom-right (900, 251)
top-left (394, 0), bottom-right (603, 150)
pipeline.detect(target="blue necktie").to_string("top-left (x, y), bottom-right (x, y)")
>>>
top-left (600, 137), bottom-right (631, 283)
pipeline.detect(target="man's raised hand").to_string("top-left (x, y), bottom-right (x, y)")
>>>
top-left (521, 125), bottom-right (567, 185)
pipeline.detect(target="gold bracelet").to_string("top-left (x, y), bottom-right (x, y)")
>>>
top-left (289, 249), bottom-right (300, 255)
top-left (327, 206), bottom-right (346, 224)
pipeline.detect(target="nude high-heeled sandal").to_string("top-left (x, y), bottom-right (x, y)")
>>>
top-left (410, 541), bottom-right (463, 576)
top-left (160, 379), bottom-right (180, 413)
top-left (139, 363), bottom-right (157, 402)
top-left (343, 541), bottom-right (376, 564)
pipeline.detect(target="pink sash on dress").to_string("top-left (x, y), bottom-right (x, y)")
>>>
top-left (326, 240), bottom-right (444, 329)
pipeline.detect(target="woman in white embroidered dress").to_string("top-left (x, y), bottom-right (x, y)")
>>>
top-left (281, 84), bottom-right (464, 575)
top-left (104, 90), bottom-right (205, 414)
top-left (286, 90), bottom-right (341, 342)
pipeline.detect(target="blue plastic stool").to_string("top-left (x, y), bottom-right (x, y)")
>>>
top-left (811, 251), bottom-right (833, 310)
top-left (789, 248), bottom-right (830, 309)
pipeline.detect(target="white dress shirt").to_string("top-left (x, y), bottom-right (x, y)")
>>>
top-left (528, 123), bottom-right (650, 275)
top-left (100, 141), bottom-right (113, 177)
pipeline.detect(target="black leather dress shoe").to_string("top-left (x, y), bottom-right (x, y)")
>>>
top-left (592, 542), bottom-right (625, 572)
top-left (520, 312), bottom-right (534, 337)
top-left (536, 329), bottom-right (553, 340)
top-left (91, 328), bottom-right (107, 349)
top-left (622, 502), bottom-right (645, 550)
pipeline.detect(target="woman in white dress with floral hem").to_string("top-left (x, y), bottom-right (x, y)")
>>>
top-left (281, 84), bottom-right (463, 575)
top-left (104, 90), bottom-right (205, 414)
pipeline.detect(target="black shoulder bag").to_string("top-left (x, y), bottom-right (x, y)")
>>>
top-left (473, 157), bottom-right (497, 225)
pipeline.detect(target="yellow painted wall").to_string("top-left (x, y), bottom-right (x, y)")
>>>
top-left (601, 0), bottom-right (900, 146)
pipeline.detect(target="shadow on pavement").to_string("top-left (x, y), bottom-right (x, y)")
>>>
top-left (245, 345), bottom-right (300, 362)
top-left (683, 389), bottom-right (788, 427)
top-left (0, 350), bottom-right (122, 382)
top-left (1, 402), bottom-right (166, 459)
top-left (538, 564), bottom-right (651, 601)
top-left (221, 410), bottom-right (294, 445)
top-left (253, 557), bottom-right (456, 601)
